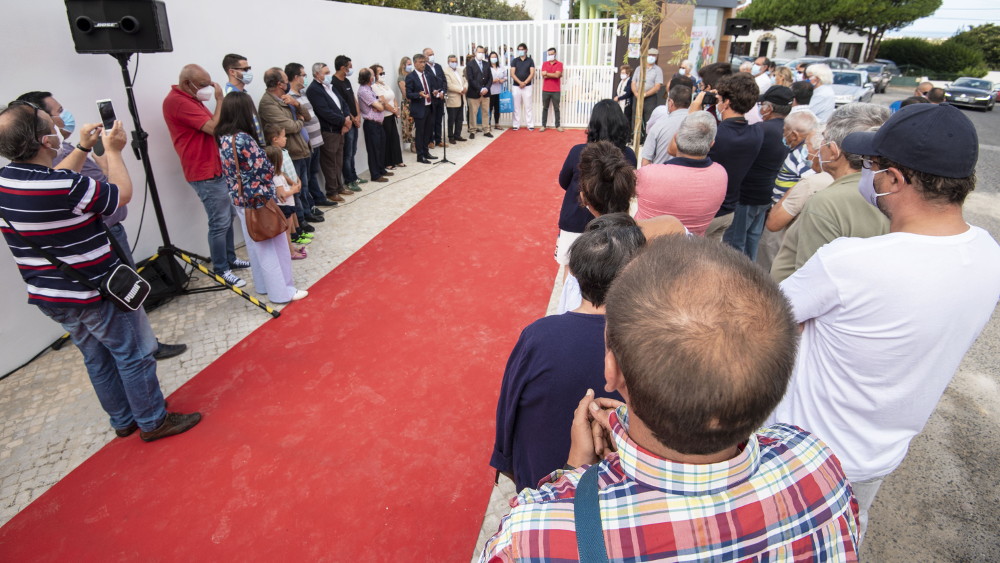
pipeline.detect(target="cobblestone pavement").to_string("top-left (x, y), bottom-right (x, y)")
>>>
top-left (0, 134), bottom-right (503, 527)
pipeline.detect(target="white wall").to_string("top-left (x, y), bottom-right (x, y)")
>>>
top-left (0, 0), bottom-right (482, 376)
top-left (737, 26), bottom-right (870, 63)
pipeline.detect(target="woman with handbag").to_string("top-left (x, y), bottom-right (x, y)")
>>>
top-left (216, 92), bottom-right (307, 304)
top-left (488, 51), bottom-right (507, 131)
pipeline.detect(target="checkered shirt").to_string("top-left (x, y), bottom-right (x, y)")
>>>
top-left (480, 407), bottom-right (859, 562)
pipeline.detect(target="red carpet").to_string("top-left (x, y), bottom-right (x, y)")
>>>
top-left (0, 130), bottom-right (586, 561)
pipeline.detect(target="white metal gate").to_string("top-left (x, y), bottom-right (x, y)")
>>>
top-left (450, 19), bottom-right (618, 128)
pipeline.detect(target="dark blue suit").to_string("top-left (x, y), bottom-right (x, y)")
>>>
top-left (426, 62), bottom-right (446, 144)
top-left (305, 80), bottom-right (349, 194)
top-left (406, 70), bottom-right (436, 159)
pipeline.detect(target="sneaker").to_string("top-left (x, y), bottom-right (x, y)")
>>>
top-left (512, 127), bottom-right (519, 131)
top-left (231, 258), bottom-right (251, 270)
top-left (538, 127), bottom-right (546, 132)
top-left (557, 127), bottom-right (565, 132)
top-left (292, 235), bottom-right (312, 245)
top-left (153, 342), bottom-right (187, 361)
top-left (291, 289), bottom-right (309, 301)
top-left (484, 132), bottom-right (494, 138)
top-left (221, 270), bottom-right (246, 288)
top-left (140, 412), bottom-right (202, 443)
top-left (301, 223), bottom-right (315, 233)
top-left (528, 127), bottom-right (535, 131)
top-left (357, 178), bottom-right (369, 185)
top-left (348, 182), bottom-right (363, 192)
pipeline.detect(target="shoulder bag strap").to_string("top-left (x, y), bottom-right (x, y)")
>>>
top-left (231, 136), bottom-right (245, 201)
top-left (0, 207), bottom-right (101, 290)
top-left (574, 463), bottom-right (610, 563)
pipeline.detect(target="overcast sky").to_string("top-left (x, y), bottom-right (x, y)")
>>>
top-left (888, 0), bottom-right (998, 38)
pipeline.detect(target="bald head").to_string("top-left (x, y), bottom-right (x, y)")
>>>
top-left (178, 65), bottom-right (213, 98)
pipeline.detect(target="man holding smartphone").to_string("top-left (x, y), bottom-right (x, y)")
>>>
top-left (0, 102), bottom-right (202, 442)
top-left (15, 91), bottom-right (187, 361)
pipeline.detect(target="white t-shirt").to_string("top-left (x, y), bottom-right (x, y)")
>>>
top-left (274, 174), bottom-right (294, 207)
top-left (771, 226), bottom-right (1000, 481)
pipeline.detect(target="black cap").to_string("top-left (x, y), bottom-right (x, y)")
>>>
top-left (759, 85), bottom-right (793, 105)
top-left (841, 103), bottom-right (978, 178)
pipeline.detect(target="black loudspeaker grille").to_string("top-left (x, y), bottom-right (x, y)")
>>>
top-left (724, 18), bottom-right (752, 38)
top-left (65, 0), bottom-right (172, 54)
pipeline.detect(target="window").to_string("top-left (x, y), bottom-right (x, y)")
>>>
top-left (732, 42), bottom-right (750, 56)
top-left (785, 41), bottom-right (798, 51)
top-left (837, 42), bottom-right (863, 63)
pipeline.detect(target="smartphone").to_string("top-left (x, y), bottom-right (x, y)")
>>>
top-left (97, 99), bottom-right (116, 130)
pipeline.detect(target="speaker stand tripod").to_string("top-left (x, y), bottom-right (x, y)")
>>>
top-left (437, 99), bottom-right (455, 166)
top-left (112, 53), bottom-right (279, 318)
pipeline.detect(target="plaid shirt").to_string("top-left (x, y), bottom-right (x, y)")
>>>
top-left (480, 407), bottom-right (859, 562)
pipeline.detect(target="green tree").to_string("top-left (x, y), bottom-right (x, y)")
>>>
top-left (879, 37), bottom-right (986, 77)
top-left (341, 0), bottom-right (530, 20)
top-left (739, 0), bottom-right (861, 56)
top-left (834, 0), bottom-right (941, 61)
top-left (949, 23), bottom-right (1000, 69)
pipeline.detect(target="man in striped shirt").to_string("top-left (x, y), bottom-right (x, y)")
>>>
top-left (0, 102), bottom-right (201, 442)
top-left (480, 236), bottom-right (858, 562)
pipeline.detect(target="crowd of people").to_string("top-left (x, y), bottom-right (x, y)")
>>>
top-left (483, 60), bottom-right (1000, 560)
top-left (0, 43), bottom-right (998, 561)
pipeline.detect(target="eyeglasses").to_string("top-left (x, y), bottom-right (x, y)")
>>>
top-left (232, 66), bottom-right (251, 72)
top-left (861, 156), bottom-right (879, 170)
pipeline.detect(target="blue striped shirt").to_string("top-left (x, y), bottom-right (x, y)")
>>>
top-left (772, 143), bottom-right (814, 204)
top-left (0, 163), bottom-right (121, 306)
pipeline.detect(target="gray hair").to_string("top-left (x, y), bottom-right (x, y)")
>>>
top-left (806, 63), bottom-right (833, 85)
top-left (675, 111), bottom-right (717, 157)
top-left (824, 103), bottom-right (890, 170)
top-left (784, 110), bottom-right (820, 135)
top-left (739, 61), bottom-right (753, 73)
top-left (311, 62), bottom-right (328, 77)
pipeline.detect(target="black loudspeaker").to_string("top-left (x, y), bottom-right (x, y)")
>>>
top-left (65, 0), bottom-right (172, 54)
top-left (724, 18), bottom-right (752, 37)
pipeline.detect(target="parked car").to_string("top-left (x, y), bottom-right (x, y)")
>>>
top-left (854, 62), bottom-right (894, 93)
top-left (785, 56), bottom-right (854, 72)
top-left (873, 59), bottom-right (901, 77)
top-left (944, 77), bottom-right (996, 111)
top-left (831, 70), bottom-right (875, 106)
top-left (729, 55), bottom-right (755, 73)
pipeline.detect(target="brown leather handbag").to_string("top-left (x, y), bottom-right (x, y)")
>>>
top-left (233, 142), bottom-right (287, 242)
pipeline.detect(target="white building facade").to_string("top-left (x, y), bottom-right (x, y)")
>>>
top-left (732, 25), bottom-right (871, 63)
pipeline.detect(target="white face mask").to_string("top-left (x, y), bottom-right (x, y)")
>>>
top-left (196, 85), bottom-right (214, 102)
top-left (678, 68), bottom-right (687, 76)
top-left (620, 73), bottom-right (628, 80)
top-left (547, 54), bottom-right (555, 61)
top-left (751, 64), bottom-right (762, 75)
top-left (476, 52), bottom-right (485, 61)
top-left (427, 55), bottom-right (435, 64)
top-left (449, 62), bottom-right (458, 69)
top-left (647, 55), bottom-right (656, 65)
top-left (858, 166), bottom-right (891, 207)
top-left (406, 64), bottom-right (415, 73)
top-left (490, 57), bottom-right (498, 64)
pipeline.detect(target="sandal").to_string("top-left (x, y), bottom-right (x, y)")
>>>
top-left (396, 163), bottom-right (407, 168)
top-left (291, 250), bottom-right (307, 260)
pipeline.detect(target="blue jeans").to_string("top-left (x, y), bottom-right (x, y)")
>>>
top-left (188, 176), bottom-right (237, 273)
top-left (38, 300), bottom-right (166, 431)
top-left (293, 157), bottom-right (313, 211)
top-left (307, 147), bottom-right (326, 204)
top-left (723, 202), bottom-right (771, 260)
top-left (342, 127), bottom-right (359, 185)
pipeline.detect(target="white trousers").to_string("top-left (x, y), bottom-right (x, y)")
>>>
top-left (236, 207), bottom-right (297, 303)
top-left (512, 84), bottom-right (533, 129)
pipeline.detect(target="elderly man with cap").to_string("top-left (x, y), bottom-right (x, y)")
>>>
top-left (770, 103), bottom-right (1000, 544)
top-left (631, 48), bottom-right (665, 139)
top-left (724, 85), bottom-right (793, 259)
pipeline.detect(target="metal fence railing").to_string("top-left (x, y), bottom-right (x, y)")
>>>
top-left (450, 19), bottom-right (618, 127)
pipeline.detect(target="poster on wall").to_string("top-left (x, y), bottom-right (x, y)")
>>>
top-left (628, 17), bottom-right (642, 59)
top-left (689, 26), bottom-right (718, 70)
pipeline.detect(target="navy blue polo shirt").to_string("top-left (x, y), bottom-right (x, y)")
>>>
top-left (707, 116), bottom-right (764, 216)
top-left (740, 118), bottom-right (788, 206)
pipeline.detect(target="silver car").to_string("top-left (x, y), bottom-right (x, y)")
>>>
top-left (832, 70), bottom-right (875, 106)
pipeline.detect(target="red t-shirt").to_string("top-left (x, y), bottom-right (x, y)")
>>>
top-left (162, 86), bottom-right (222, 182)
top-left (541, 60), bottom-right (563, 93)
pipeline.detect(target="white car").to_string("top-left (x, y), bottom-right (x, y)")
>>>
top-left (832, 70), bottom-right (875, 106)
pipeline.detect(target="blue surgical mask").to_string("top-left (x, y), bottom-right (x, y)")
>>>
top-left (322, 73), bottom-right (333, 85)
top-left (715, 106), bottom-right (724, 120)
top-left (490, 57), bottom-right (497, 64)
top-left (449, 62), bottom-right (458, 70)
top-left (517, 50), bottom-right (525, 57)
top-left (240, 70), bottom-right (254, 85)
top-left (346, 68), bottom-right (354, 77)
top-left (781, 137), bottom-right (790, 148)
top-left (647, 55), bottom-right (656, 65)
top-left (406, 64), bottom-right (415, 73)
top-left (751, 64), bottom-right (761, 75)
top-left (678, 68), bottom-right (686, 76)
top-left (59, 109), bottom-right (76, 134)
top-left (858, 167), bottom-right (891, 207)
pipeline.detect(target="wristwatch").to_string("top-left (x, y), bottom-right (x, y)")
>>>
top-left (76, 144), bottom-right (92, 153)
